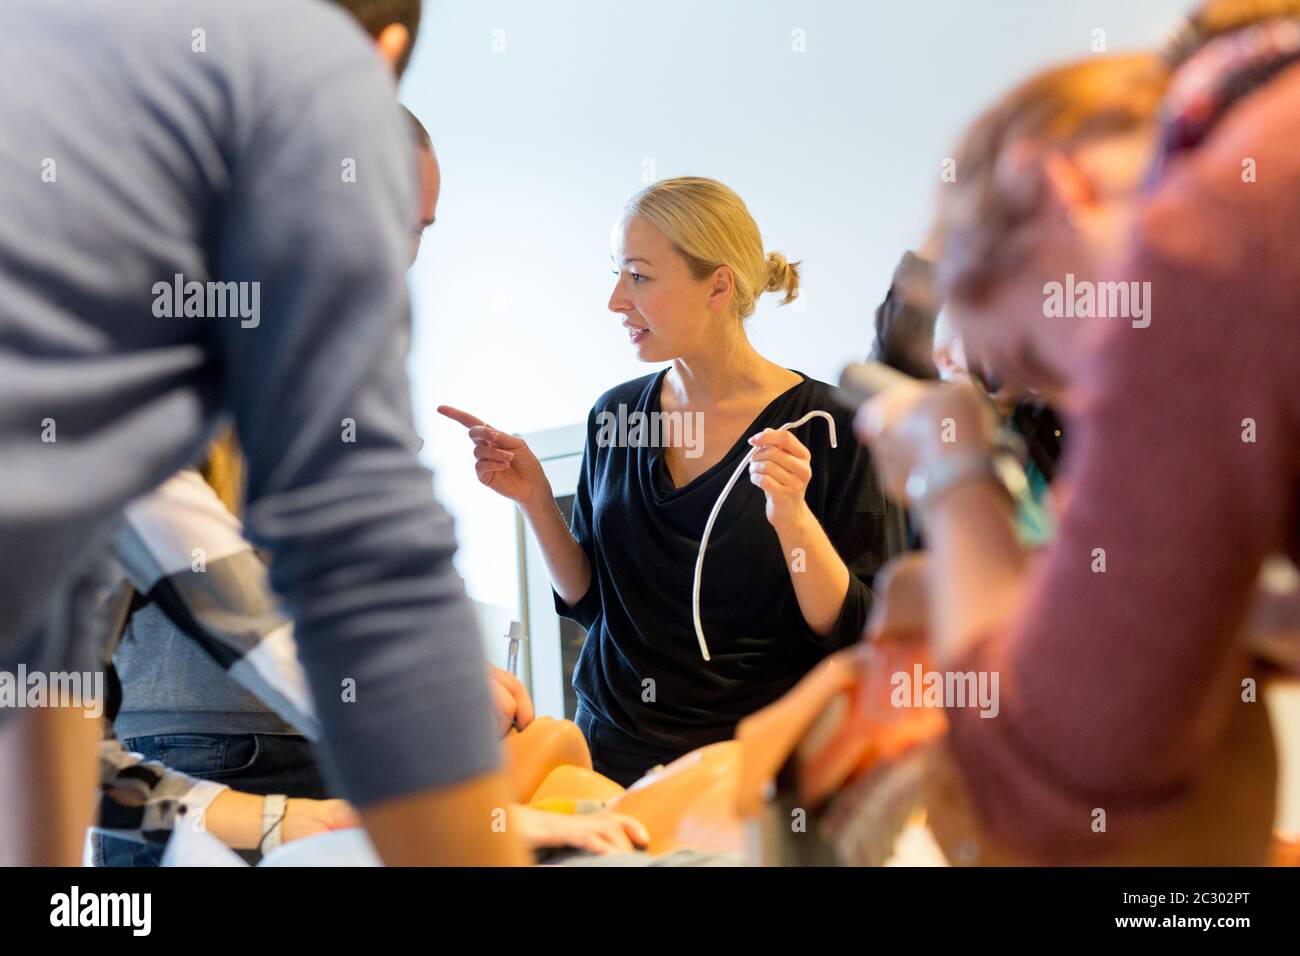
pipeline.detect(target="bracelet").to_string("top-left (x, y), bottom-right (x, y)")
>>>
top-left (259, 794), bottom-right (289, 854)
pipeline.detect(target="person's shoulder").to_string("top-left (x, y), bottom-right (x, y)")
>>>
top-left (791, 374), bottom-right (855, 427)
top-left (1212, 60), bottom-right (1300, 151)
top-left (1149, 63), bottom-right (1300, 227)
top-left (208, 0), bottom-right (384, 107)
top-left (106, 0), bottom-right (376, 71)
top-left (254, 0), bottom-right (378, 64)
top-left (793, 373), bottom-right (840, 402)
top-left (218, 0), bottom-right (372, 52)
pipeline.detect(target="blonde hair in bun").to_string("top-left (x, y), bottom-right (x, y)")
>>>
top-left (764, 250), bottom-right (800, 306)
top-left (624, 176), bottom-right (800, 319)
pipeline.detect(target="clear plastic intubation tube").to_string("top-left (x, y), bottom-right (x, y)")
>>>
top-left (691, 410), bottom-right (838, 662)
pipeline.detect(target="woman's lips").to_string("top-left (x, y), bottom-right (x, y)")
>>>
top-left (626, 325), bottom-right (649, 344)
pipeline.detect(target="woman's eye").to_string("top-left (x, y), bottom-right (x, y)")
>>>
top-left (630, 272), bottom-right (645, 283)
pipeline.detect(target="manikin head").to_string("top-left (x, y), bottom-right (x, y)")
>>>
top-left (608, 177), bottom-right (800, 365)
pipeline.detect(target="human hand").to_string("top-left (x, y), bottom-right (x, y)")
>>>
top-left (281, 798), bottom-right (360, 844)
top-left (510, 805), bottom-right (650, 856)
top-left (488, 664), bottom-right (535, 736)
top-left (852, 381), bottom-right (991, 503)
top-left (747, 427), bottom-right (815, 534)
top-left (437, 405), bottom-right (550, 508)
top-left (864, 552), bottom-right (933, 644)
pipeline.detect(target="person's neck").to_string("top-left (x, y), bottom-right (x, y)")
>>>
top-left (666, 329), bottom-right (790, 410)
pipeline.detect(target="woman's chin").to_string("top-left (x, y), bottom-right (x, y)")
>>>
top-left (633, 341), bottom-right (667, 363)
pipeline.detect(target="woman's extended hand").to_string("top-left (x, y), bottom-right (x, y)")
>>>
top-left (440, 406), bottom-right (592, 607)
top-left (437, 405), bottom-right (550, 507)
top-left (748, 428), bottom-right (815, 533)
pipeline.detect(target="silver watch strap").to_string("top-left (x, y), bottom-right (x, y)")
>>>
top-left (905, 454), bottom-right (1004, 514)
top-left (260, 793), bottom-right (289, 853)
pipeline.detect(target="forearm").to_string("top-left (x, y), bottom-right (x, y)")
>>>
top-left (921, 481), bottom-right (1025, 664)
top-left (203, 792), bottom-right (358, 851)
top-left (521, 493), bottom-right (592, 607)
top-left (98, 734), bottom-right (230, 845)
top-left (203, 790), bottom-right (265, 850)
top-left (0, 708), bottom-right (99, 865)
top-left (361, 769), bottom-right (529, 866)
top-left (774, 506), bottom-right (852, 638)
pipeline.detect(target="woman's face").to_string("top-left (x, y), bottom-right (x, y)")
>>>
top-left (608, 215), bottom-right (729, 363)
top-left (950, 132), bottom-right (1150, 403)
top-left (950, 276), bottom-right (1071, 404)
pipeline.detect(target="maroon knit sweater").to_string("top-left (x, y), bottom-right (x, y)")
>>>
top-left (944, 64), bottom-right (1300, 862)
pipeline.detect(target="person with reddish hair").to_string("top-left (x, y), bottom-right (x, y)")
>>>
top-left (857, 13), bottom-right (1300, 864)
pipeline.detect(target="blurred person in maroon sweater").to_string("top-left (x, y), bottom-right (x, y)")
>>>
top-left (855, 12), bottom-right (1300, 864)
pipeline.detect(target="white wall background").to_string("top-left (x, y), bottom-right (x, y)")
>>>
top-left (400, 0), bottom-right (1188, 611)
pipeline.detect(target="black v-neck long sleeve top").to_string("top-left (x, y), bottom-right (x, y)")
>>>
top-left (555, 368), bottom-right (905, 756)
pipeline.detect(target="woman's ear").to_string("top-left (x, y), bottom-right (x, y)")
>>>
top-left (708, 265), bottom-right (734, 312)
top-left (993, 139), bottom-right (1043, 211)
top-left (994, 141), bottom-right (1093, 221)
top-left (1037, 149), bottom-right (1095, 217)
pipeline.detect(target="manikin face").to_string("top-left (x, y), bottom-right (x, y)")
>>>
top-left (411, 144), bottom-right (440, 264)
top-left (607, 215), bottom-right (732, 363)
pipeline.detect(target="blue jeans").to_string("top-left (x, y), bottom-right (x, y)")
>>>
top-left (92, 732), bottom-right (331, 867)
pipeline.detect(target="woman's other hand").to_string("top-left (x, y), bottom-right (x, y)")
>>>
top-left (437, 405), bottom-right (550, 507)
top-left (747, 428), bottom-right (815, 533)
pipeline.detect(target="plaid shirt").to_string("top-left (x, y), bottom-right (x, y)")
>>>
top-left (95, 468), bottom-right (321, 845)
top-left (97, 733), bottom-right (230, 845)
top-left (114, 468), bottom-right (321, 739)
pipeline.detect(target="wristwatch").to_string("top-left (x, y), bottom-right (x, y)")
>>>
top-left (260, 793), bottom-right (289, 853)
top-left (904, 450), bottom-right (1025, 517)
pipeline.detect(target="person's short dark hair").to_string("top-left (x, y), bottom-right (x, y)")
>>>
top-left (330, 0), bottom-right (422, 77)
top-left (870, 251), bottom-right (941, 380)
top-left (401, 105), bottom-right (432, 153)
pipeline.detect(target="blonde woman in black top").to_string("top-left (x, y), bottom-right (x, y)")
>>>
top-left (441, 177), bottom-right (902, 785)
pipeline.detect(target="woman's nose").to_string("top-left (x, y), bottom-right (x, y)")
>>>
top-left (608, 279), bottom-right (630, 314)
